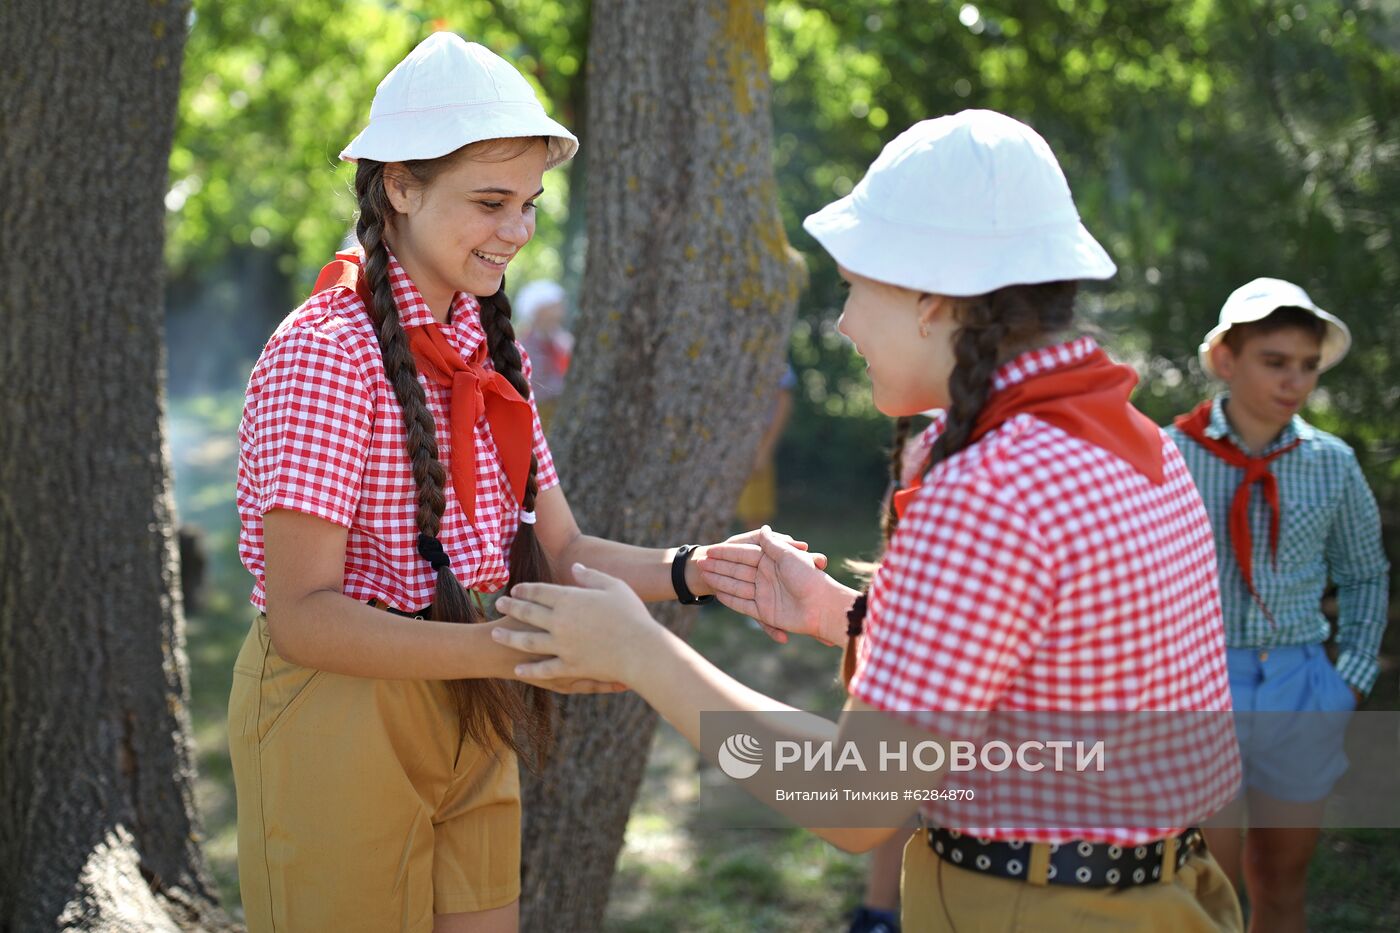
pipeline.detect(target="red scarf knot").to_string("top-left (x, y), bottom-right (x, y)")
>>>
top-left (1173, 400), bottom-right (1300, 624)
top-left (893, 347), bottom-right (1165, 522)
top-left (313, 252), bottom-right (534, 523)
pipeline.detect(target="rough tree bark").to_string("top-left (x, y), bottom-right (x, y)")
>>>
top-left (519, 1), bottom-right (805, 929)
top-left (0, 1), bottom-right (233, 929)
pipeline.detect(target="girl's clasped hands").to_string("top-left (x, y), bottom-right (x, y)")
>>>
top-left (494, 526), bottom-right (845, 688)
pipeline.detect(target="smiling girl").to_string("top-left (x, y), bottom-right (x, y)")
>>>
top-left (228, 33), bottom-right (783, 933)
top-left (492, 110), bottom-right (1244, 932)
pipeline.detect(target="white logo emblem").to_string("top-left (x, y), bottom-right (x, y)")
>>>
top-left (717, 733), bottom-right (764, 780)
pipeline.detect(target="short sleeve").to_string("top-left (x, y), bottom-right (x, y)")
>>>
top-left (849, 475), bottom-right (1055, 722)
top-left (243, 328), bottom-right (374, 528)
top-left (519, 342), bottom-right (560, 491)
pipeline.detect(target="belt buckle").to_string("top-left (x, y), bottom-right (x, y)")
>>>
top-left (1160, 837), bottom-right (1179, 883)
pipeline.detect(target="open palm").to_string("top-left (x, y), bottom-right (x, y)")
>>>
top-left (699, 527), bottom-right (855, 644)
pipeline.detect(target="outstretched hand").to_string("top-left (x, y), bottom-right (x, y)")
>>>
top-left (494, 565), bottom-right (661, 685)
top-left (696, 526), bottom-right (853, 645)
top-left (695, 527), bottom-right (827, 641)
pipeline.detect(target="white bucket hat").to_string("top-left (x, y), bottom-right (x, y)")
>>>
top-left (1198, 277), bottom-right (1351, 377)
top-left (802, 110), bottom-right (1115, 296)
top-left (340, 32), bottom-right (578, 170)
top-left (514, 279), bottom-right (567, 327)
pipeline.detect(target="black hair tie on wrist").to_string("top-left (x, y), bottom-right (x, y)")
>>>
top-left (417, 533), bottom-right (451, 572)
top-left (846, 592), bottom-right (869, 638)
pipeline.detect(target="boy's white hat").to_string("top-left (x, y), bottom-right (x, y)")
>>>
top-left (514, 279), bottom-right (567, 326)
top-left (340, 32), bottom-right (578, 170)
top-left (802, 110), bottom-right (1115, 296)
top-left (1198, 277), bottom-right (1351, 377)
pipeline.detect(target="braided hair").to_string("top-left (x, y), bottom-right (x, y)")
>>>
top-left (476, 286), bottom-right (551, 591)
top-left (839, 281), bottom-right (1078, 687)
top-left (353, 144), bottom-right (553, 764)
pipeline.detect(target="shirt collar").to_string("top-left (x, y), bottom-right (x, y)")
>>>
top-left (384, 247), bottom-right (486, 354)
top-left (990, 335), bottom-right (1100, 394)
top-left (906, 336), bottom-right (1101, 476)
top-left (1208, 393), bottom-right (1314, 452)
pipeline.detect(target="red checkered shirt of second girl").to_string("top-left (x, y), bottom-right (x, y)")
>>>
top-left (850, 336), bottom-right (1239, 845)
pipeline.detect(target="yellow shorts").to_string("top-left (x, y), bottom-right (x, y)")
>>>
top-left (900, 830), bottom-right (1243, 932)
top-left (228, 615), bottom-right (520, 932)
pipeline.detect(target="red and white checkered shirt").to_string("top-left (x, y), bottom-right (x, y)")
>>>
top-left (849, 337), bottom-right (1239, 845)
top-left (237, 251), bottom-right (560, 612)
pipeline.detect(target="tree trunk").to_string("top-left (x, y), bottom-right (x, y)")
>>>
top-left (519, 2), bottom-right (804, 929)
top-left (0, 2), bottom-right (233, 929)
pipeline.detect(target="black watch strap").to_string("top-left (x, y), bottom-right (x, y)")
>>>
top-left (672, 544), bottom-right (715, 605)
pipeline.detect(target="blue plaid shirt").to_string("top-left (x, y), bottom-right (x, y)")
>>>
top-left (1165, 395), bottom-right (1390, 694)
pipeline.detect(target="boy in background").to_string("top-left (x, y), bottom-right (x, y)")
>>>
top-left (1167, 277), bottom-right (1390, 933)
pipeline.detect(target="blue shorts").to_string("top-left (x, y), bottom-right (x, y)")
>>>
top-left (1227, 643), bottom-right (1356, 803)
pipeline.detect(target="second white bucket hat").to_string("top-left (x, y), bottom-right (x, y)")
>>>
top-left (803, 109), bottom-right (1115, 296)
top-left (340, 32), bottom-right (579, 170)
top-left (1198, 277), bottom-right (1351, 377)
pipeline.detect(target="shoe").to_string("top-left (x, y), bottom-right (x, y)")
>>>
top-left (848, 905), bottom-right (900, 933)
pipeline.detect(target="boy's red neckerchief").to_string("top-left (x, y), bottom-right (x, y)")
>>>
top-left (1173, 400), bottom-right (1300, 626)
top-left (312, 252), bottom-right (533, 522)
top-left (893, 348), bottom-right (1166, 521)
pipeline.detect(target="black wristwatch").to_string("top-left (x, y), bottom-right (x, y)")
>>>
top-left (672, 544), bottom-right (715, 605)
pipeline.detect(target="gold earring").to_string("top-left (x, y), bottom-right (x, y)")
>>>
top-left (919, 324), bottom-right (929, 338)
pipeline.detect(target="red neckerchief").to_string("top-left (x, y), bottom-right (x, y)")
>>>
top-left (893, 347), bottom-right (1165, 520)
top-left (1173, 400), bottom-right (1300, 624)
top-left (312, 252), bottom-right (533, 522)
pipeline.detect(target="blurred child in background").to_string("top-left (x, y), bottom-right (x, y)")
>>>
top-left (514, 279), bottom-right (573, 428)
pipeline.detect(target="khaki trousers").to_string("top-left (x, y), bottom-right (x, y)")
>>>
top-left (229, 615), bottom-right (520, 932)
top-left (900, 830), bottom-right (1243, 932)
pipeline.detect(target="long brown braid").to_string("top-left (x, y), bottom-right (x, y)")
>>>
top-left (477, 283), bottom-right (557, 746)
top-left (354, 148), bottom-right (552, 765)
top-left (880, 416), bottom-right (914, 544)
top-left (840, 281), bottom-right (1079, 686)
